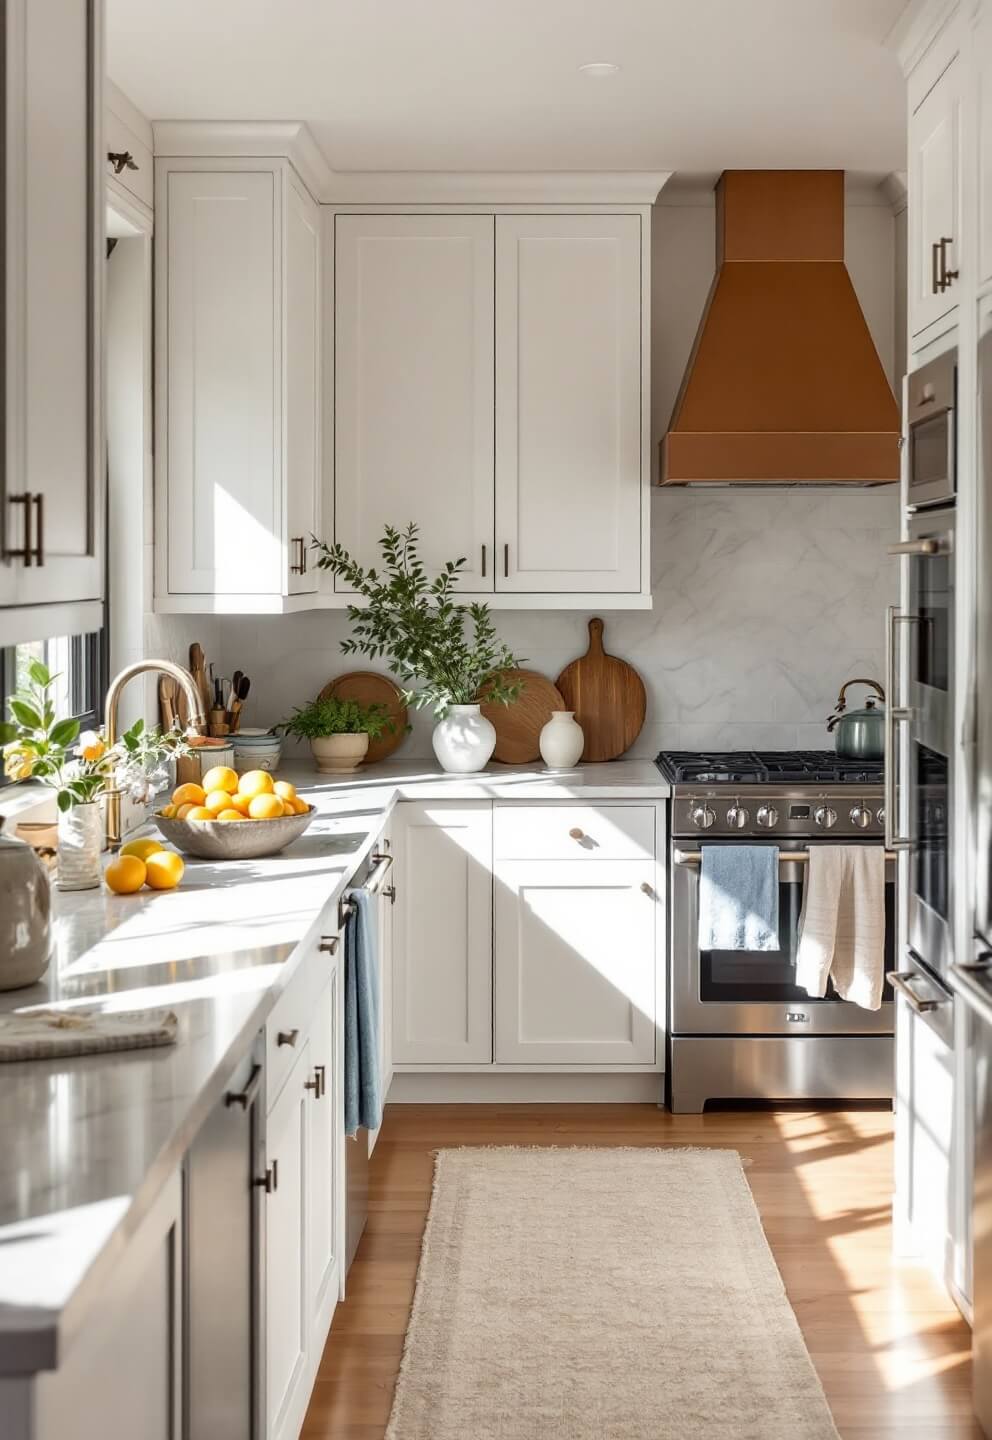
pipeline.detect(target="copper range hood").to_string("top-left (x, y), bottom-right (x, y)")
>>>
top-left (660, 171), bottom-right (900, 485)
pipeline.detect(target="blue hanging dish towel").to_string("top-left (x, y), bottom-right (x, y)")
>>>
top-left (698, 845), bottom-right (780, 953)
top-left (344, 888), bottom-right (382, 1137)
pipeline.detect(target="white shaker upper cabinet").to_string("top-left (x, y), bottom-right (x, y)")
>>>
top-left (334, 215), bottom-right (495, 591)
top-left (495, 215), bottom-right (642, 594)
top-left (2, 0), bottom-right (103, 628)
top-left (909, 48), bottom-right (962, 341)
top-left (156, 162), bottom-right (320, 610)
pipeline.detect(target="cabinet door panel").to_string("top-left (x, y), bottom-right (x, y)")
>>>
top-left (495, 859), bottom-right (656, 1064)
top-left (910, 56), bottom-right (961, 337)
top-left (286, 176), bottom-right (320, 595)
top-left (11, 0), bottom-right (103, 609)
top-left (393, 803), bottom-right (492, 1063)
top-left (495, 215), bottom-right (641, 593)
top-left (165, 171), bottom-right (280, 595)
top-left (334, 215), bottom-right (494, 590)
top-left (308, 970), bottom-right (339, 1336)
top-left (265, 1042), bottom-right (308, 1440)
top-left (980, 17), bottom-right (992, 288)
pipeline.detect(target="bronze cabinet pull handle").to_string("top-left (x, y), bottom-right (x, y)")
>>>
top-left (938, 236), bottom-right (958, 289)
top-left (277, 1028), bottom-right (299, 1048)
top-left (254, 1159), bottom-right (278, 1193)
top-left (32, 493), bottom-right (44, 566)
top-left (107, 150), bottom-right (138, 175)
top-left (314, 1063), bottom-right (326, 1098)
top-left (304, 1073), bottom-right (320, 1095)
top-left (503, 542), bottom-right (510, 578)
top-left (481, 543), bottom-right (487, 578)
top-left (224, 1064), bottom-right (262, 1110)
top-left (931, 240), bottom-right (942, 295)
top-left (290, 537), bottom-right (305, 575)
top-left (4, 493), bottom-right (32, 564)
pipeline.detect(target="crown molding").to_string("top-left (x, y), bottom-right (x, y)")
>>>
top-left (324, 170), bottom-right (672, 205)
top-left (886, 0), bottom-right (960, 74)
top-left (152, 120), bottom-right (334, 203)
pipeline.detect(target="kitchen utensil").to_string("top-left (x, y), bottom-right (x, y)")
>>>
top-left (155, 805), bottom-right (315, 860)
top-left (0, 817), bottom-right (51, 989)
top-left (555, 618), bottom-right (646, 763)
top-left (159, 675), bottom-right (177, 731)
top-left (231, 729), bottom-right (283, 773)
top-left (228, 674), bottom-right (251, 732)
top-left (479, 669), bottom-right (565, 764)
top-left (318, 671), bottom-right (408, 763)
top-left (826, 678), bottom-right (886, 761)
top-left (189, 643), bottom-right (211, 725)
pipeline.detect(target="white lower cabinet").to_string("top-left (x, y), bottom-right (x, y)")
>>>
top-left (369, 827), bottom-right (395, 1155)
top-left (265, 1040), bottom-right (310, 1440)
top-left (392, 803), bottom-right (493, 1064)
top-left (494, 859), bottom-right (658, 1065)
top-left (307, 970), bottom-right (341, 1338)
top-left (893, 982), bottom-right (954, 1286)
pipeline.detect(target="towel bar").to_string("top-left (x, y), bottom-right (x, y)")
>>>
top-left (338, 849), bottom-right (394, 924)
top-left (673, 848), bottom-right (897, 867)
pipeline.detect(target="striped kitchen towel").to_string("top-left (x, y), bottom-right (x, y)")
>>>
top-left (0, 1007), bottom-right (179, 1062)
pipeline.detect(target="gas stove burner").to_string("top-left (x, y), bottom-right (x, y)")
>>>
top-left (655, 749), bottom-right (885, 786)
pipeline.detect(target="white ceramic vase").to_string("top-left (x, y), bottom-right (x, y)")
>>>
top-left (539, 710), bottom-right (585, 770)
top-left (57, 800), bottom-right (103, 891)
top-left (432, 704), bottom-right (496, 774)
top-left (310, 733), bottom-right (370, 774)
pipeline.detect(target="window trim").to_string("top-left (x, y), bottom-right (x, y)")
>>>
top-left (0, 627), bottom-right (108, 788)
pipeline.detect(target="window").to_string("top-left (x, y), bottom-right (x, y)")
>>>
top-left (0, 630), bottom-right (107, 785)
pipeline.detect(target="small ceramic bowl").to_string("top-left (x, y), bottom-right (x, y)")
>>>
top-left (231, 729), bottom-right (283, 774)
top-left (155, 805), bottom-right (315, 860)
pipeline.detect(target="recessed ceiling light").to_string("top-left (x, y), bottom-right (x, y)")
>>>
top-left (578, 62), bottom-right (620, 78)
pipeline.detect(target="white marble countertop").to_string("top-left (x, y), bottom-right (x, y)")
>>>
top-left (0, 758), bottom-right (668, 1373)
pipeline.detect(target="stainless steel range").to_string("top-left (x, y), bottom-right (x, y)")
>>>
top-left (656, 750), bottom-right (896, 1113)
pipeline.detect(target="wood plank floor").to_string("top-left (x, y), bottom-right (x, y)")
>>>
top-left (302, 1104), bottom-right (979, 1439)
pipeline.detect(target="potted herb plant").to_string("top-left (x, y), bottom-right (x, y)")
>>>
top-left (1, 660), bottom-right (191, 890)
top-left (278, 695), bottom-right (391, 773)
top-left (313, 524), bottom-right (521, 774)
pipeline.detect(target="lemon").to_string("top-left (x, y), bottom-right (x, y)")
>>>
top-left (175, 802), bottom-right (196, 820)
top-left (201, 765), bottom-right (239, 795)
top-left (120, 837), bottom-right (164, 862)
top-left (274, 780), bottom-right (296, 802)
top-left (159, 804), bottom-right (177, 819)
top-left (292, 797), bottom-right (310, 815)
top-left (238, 769), bottom-right (275, 800)
top-left (217, 808), bottom-right (245, 821)
top-left (144, 851), bottom-right (185, 890)
top-left (186, 805), bottom-right (214, 821)
top-left (248, 792), bottom-right (284, 820)
top-left (173, 782), bottom-right (206, 808)
top-left (105, 855), bottom-right (147, 894)
top-left (204, 789), bottom-right (232, 816)
top-left (226, 792), bottom-right (251, 816)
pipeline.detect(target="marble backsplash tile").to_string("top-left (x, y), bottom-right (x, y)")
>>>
top-left (149, 487), bottom-right (900, 761)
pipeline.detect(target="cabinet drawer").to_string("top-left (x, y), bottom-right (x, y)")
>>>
top-left (494, 804), bottom-right (655, 861)
top-left (105, 105), bottom-right (153, 209)
top-left (266, 931), bottom-right (338, 1110)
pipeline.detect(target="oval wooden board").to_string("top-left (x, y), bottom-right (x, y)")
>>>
top-left (480, 669), bottom-right (565, 765)
top-left (318, 671), bottom-right (408, 764)
top-left (555, 618), bottom-right (646, 763)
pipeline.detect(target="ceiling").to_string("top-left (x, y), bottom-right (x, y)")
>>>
top-left (106, 0), bottom-right (909, 176)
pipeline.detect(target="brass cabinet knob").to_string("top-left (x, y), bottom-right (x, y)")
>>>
top-left (641, 882), bottom-right (655, 898)
top-left (569, 827), bottom-right (584, 840)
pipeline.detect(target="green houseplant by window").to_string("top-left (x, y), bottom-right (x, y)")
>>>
top-left (278, 695), bottom-right (390, 774)
top-left (313, 524), bottom-right (522, 773)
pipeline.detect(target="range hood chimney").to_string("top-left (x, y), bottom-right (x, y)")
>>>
top-left (660, 171), bottom-right (900, 485)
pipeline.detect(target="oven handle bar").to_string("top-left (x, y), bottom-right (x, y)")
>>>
top-left (886, 969), bottom-right (945, 1014)
top-left (672, 848), bottom-right (898, 867)
top-left (884, 604), bottom-right (916, 852)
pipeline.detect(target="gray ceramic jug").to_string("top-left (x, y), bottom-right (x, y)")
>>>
top-left (0, 817), bottom-right (52, 989)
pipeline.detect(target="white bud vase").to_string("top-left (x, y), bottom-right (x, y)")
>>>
top-left (539, 710), bottom-right (584, 771)
top-left (432, 704), bottom-right (496, 774)
top-left (56, 800), bottom-right (103, 891)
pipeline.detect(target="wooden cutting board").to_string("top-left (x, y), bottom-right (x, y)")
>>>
top-left (479, 669), bottom-right (565, 765)
top-left (318, 671), bottom-right (408, 763)
top-left (555, 618), bottom-right (646, 763)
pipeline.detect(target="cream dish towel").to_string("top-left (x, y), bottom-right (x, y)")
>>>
top-left (0, 1008), bottom-right (179, 1062)
top-left (795, 847), bottom-right (886, 1010)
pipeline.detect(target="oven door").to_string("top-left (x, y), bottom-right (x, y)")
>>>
top-left (906, 351), bottom-right (956, 510)
top-left (670, 843), bottom-right (896, 1036)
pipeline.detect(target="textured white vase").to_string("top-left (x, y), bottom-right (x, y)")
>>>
top-left (57, 801), bottom-right (103, 891)
top-left (539, 710), bottom-right (585, 770)
top-left (432, 704), bottom-right (496, 774)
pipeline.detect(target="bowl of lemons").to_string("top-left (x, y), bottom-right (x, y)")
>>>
top-left (154, 767), bottom-right (316, 860)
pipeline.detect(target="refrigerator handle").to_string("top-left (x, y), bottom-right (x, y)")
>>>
top-left (884, 604), bottom-right (915, 852)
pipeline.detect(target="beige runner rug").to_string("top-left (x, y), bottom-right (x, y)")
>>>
top-left (386, 1146), bottom-right (839, 1440)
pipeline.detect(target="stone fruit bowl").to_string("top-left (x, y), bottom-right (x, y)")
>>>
top-left (154, 805), bottom-right (316, 860)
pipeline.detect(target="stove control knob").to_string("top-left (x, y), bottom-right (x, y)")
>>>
top-left (756, 805), bottom-right (779, 828)
top-left (875, 806), bottom-right (885, 827)
top-left (850, 803), bottom-right (873, 830)
top-left (814, 805), bottom-right (838, 830)
top-left (726, 803), bottom-right (750, 830)
top-left (690, 803), bottom-right (716, 830)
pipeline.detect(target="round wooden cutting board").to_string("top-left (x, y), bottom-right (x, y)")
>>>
top-left (318, 671), bottom-right (408, 763)
top-left (555, 618), bottom-right (646, 763)
top-left (479, 669), bottom-right (565, 765)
